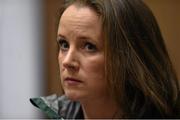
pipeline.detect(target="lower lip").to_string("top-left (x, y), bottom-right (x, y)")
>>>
top-left (64, 79), bottom-right (82, 86)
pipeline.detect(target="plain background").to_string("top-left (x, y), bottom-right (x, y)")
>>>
top-left (0, 0), bottom-right (45, 118)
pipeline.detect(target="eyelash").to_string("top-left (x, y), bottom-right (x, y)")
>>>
top-left (58, 39), bottom-right (69, 51)
top-left (57, 38), bottom-right (97, 52)
top-left (84, 42), bottom-right (97, 52)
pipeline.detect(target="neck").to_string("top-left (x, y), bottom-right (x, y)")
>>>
top-left (80, 96), bottom-right (120, 119)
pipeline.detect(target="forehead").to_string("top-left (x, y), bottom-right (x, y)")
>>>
top-left (58, 4), bottom-right (102, 33)
top-left (62, 5), bottom-right (98, 23)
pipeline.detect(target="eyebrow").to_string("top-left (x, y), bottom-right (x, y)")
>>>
top-left (57, 34), bottom-right (66, 39)
top-left (57, 34), bottom-right (98, 45)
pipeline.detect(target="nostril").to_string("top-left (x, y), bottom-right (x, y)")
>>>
top-left (65, 64), bottom-right (79, 72)
top-left (63, 61), bottom-right (79, 71)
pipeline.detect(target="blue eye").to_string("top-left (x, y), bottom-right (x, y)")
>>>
top-left (84, 42), bottom-right (97, 52)
top-left (58, 39), bottom-right (69, 51)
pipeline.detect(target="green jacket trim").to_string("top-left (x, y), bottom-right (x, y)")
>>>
top-left (30, 97), bottom-right (61, 119)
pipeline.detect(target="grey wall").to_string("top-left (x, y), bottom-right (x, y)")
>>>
top-left (0, 0), bottom-right (45, 118)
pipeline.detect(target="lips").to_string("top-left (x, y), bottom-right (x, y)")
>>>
top-left (64, 77), bottom-right (83, 85)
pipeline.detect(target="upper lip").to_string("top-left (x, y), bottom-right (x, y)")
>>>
top-left (64, 77), bottom-right (82, 82)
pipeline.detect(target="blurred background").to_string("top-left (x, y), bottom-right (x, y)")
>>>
top-left (0, 0), bottom-right (179, 118)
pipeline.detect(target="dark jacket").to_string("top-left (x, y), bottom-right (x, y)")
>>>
top-left (30, 94), bottom-right (180, 119)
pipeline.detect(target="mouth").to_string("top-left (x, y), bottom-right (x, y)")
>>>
top-left (64, 77), bottom-right (83, 85)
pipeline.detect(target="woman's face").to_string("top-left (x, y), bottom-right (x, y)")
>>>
top-left (57, 5), bottom-right (108, 101)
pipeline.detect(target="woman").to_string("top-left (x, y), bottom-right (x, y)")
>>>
top-left (30, 0), bottom-right (180, 118)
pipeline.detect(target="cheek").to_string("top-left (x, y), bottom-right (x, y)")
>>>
top-left (58, 54), bottom-right (65, 84)
top-left (58, 53), bottom-right (64, 71)
top-left (82, 56), bottom-right (108, 95)
top-left (83, 56), bottom-right (105, 80)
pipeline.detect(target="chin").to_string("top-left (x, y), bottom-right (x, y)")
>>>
top-left (64, 90), bottom-right (84, 102)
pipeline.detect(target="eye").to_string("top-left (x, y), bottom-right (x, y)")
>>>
top-left (58, 39), bottom-right (69, 51)
top-left (84, 42), bottom-right (97, 52)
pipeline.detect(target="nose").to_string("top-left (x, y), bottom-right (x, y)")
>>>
top-left (62, 48), bottom-right (79, 71)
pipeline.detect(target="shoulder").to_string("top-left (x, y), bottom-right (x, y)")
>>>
top-left (30, 94), bottom-right (83, 119)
